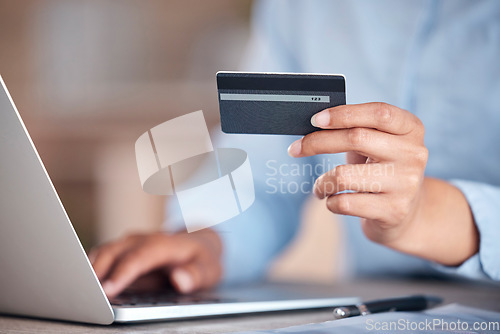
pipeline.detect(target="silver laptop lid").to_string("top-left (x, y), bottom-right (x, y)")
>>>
top-left (0, 75), bottom-right (114, 324)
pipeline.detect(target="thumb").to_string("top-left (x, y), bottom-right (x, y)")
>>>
top-left (170, 264), bottom-right (200, 294)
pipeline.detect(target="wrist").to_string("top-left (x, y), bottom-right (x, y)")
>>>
top-left (393, 178), bottom-right (478, 266)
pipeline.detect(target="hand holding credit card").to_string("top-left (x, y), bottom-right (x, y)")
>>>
top-left (217, 71), bottom-right (346, 135)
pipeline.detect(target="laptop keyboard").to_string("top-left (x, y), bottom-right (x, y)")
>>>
top-left (110, 291), bottom-right (233, 307)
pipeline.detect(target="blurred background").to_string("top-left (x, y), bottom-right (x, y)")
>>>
top-left (0, 0), bottom-right (341, 284)
top-left (0, 0), bottom-right (252, 245)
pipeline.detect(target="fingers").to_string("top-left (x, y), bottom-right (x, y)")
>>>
top-left (171, 267), bottom-right (196, 294)
top-left (171, 256), bottom-right (222, 294)
top-left (325, 192), bottom-right (389, 222)
top-left (169, 232), bottom-right (222, 294)
top-left (313, 163), bottom-right (396, 198)
top-left (89, 235), bottom-right (142, 281)
top-left (288, 127), bottom-right (404, 161)
top-left (88, 230), bottom-right (223, 299)
top-left (288, 103), bottom-right (425, 161)
top-left (297, 102), bottom-right (428, 249)
top-left (326, 192), bottom-right (418, 243)
top-left (311, 102), bottom-right (421, 135)
top-left (102, 234), bottom-right (199, 298)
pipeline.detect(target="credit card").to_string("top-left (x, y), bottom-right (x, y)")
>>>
top-left (217, 71), bottom-right (346, 135)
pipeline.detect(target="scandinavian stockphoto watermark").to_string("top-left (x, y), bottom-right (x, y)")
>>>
top-left (365, 317), bottom-right (500, 332)
top-left (265, 158), bottom-right (394, 195)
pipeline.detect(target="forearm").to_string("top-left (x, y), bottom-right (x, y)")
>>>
top-left (395, 177), bottom-right (479, 266)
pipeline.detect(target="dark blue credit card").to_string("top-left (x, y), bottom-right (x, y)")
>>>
top-left (217, 71), bottom-right (346, 135)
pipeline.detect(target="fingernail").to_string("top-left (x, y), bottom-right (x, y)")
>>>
top-left (172, 269), bottom-right (194, 293)
top-left (311, 110), bottom-right (330, 127)
top-left (287, 139), bottom-right (302, 157)
top-left (102, 281), bottom-right (116, 296)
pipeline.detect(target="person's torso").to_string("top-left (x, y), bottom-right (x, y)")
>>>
top-left (274, 0), bottom-right (500, 276)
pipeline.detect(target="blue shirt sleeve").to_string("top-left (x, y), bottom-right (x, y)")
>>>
top-left (431, 180), bottom-right (500, 281)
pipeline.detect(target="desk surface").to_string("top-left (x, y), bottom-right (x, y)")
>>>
top-left (1, 279), bottom-right (499, 333)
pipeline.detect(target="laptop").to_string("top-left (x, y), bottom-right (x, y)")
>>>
top-left (0, 75), bottom-right (358, 324)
